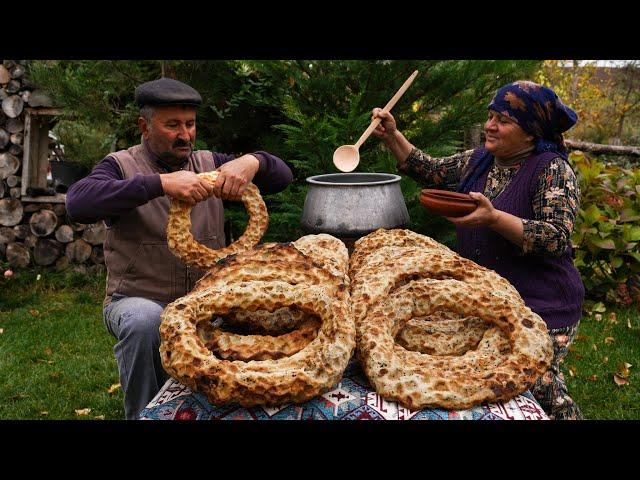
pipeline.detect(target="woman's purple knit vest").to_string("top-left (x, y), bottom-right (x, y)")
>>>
top-left (456, 148), bottom-right (584, 329)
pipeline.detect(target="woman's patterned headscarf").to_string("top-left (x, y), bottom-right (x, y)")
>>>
top-left (457, 81), bottom-right (577, 193)
top-left (488, 80), bottom-right (578, 157)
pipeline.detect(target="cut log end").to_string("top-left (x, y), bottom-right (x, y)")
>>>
top-left (66, 238), bottom-right (92, 263)
top-left (29, 209), bottom-right (58, 237)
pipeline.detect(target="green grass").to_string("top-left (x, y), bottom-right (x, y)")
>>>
top-left (0, 269), bottom-right (123, 420)
top-left (1, 269), bottom-right (638, 419)
top-left (564, 305), bottom-right (640, 419)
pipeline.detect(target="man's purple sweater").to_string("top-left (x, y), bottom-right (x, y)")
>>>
top-left (66, 147), bottom-right (293, 225)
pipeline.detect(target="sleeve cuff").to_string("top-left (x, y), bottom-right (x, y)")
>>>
top-left (141, 173), bottom-right (164, 199)
top-left (250, 153), bottom-right (267, 174)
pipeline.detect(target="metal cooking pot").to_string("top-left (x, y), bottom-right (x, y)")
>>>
top-left (301, 173), bottom-right (410, 237)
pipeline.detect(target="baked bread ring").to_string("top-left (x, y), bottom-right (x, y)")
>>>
top-left (190, 241), bottom-right (348, 362)
top-left (357, 278), bottom-right (552, 410)
top-left (198, 317), bottom-right (321, 361)
top-left (395, 314), bottom-right (501, 356)
top-left (159, 280), bottom-right (355, 406)
top-left (350, 245), bottom-right (523, 325)
top-left (349, 228), bottom-right (454, 280)
top-left (166, 171), bottom-right (268, 270)
top-left (350, 228), bottom-right (552, 410)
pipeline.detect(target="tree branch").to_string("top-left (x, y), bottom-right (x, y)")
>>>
top-left (566, 139), bottom-right (640, 157)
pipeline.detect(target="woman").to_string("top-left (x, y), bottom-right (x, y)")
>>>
top-left (372, 80), bottom-right (585, 420)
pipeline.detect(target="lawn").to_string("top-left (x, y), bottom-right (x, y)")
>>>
top-left (1, 269), bottom-right (638, 420)
top-left (0, 270), bottom-right (123, 420)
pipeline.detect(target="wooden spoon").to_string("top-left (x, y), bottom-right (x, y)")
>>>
top-left (333, 70), bottom-right (419, 173)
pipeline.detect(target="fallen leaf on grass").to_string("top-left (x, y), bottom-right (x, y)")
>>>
top-left (594, 314), bottom-right (603, 322)
top-left (40, 411), bottom-right (49, 416)
top-left (44, 347), bottom-right (52, 356)
top-left (603, 356), bottom-right (609, 364)
top-left (75, 408), bottom-right (91, 416)
top-left (568, 367), bottom-right (576, 377)
top-left (0, 328), bottom-right (4, 334)
top-left (107, 383), bottom-right (121, 394)
top-left (588, 375), bottom-right (598, 381)
top-left (592, 344), bottom-right (598, 351)
top-left (11, 394), bottom-right (28, 401)
top-left (614, 374), bottom-right (629, 386)
top-left (37, 359), bottom-right (54, 365)
top-left (628, 317), bottom-right (633, 329)
top-left (93, 415), bottom-right (105, 420)
top-left (29, 309), bottom-right (40, 317)
top-left (609, 312), bottom-right (618, 324)
top-left (618, 363), bottom-right (632, 378)
top-left (604, 337), bottom-right (615, 344)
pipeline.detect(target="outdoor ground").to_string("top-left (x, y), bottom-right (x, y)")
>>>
top-left (0, 269), bottom-right (638, 420)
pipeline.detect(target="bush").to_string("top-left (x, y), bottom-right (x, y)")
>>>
top-left (53, 120), bottom-right (117, 170)
top-left (570, 151), bottom-right (640, 306)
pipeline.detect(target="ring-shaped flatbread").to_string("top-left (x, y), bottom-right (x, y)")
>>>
top-left (166, 171), bottom-right (268, 270)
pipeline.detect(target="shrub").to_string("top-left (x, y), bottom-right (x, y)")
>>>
top-left (570, 151), bottom-right (640, 306)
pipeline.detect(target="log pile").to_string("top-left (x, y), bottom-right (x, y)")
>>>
top-left (0, 59), bottom-right (105, 273)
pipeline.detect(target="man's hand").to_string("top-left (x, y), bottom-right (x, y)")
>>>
top-left (160, 170), bottom-right (214, 205)
top-left (213, 155), bottom-right (260, 201)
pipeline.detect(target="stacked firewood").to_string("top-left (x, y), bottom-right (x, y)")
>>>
top-left (1, 59), bottom-right (105, 272)
top-left (0, 208), bottom-right (106, 270)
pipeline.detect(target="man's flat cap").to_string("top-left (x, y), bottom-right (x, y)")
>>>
top-left (135, 77), bottom-right (202, 107)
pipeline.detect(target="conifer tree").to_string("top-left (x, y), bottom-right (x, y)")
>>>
top-left (28, 59), bottom-right (540, 243)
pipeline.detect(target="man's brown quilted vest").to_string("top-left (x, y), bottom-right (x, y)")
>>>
top-left (103, 144), bottom-right (225, 306)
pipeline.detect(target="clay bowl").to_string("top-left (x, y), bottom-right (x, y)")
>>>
top-left (419, 189), bottom-right (478, 217)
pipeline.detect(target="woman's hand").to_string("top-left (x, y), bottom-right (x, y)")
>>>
top-left (446, 192), bottom-right (525, 247)
top-left (371, 108), bottom-right (398, 143)
top-left (445, 192), bottom-right (500, 228)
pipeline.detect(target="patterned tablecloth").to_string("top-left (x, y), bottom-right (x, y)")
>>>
top-left (140, 360), bottom-right (548, 420)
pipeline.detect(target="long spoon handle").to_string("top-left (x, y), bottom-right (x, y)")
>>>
top-left (354, 69), bottom-right (419, 149)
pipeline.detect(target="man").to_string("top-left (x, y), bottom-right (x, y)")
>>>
top-left (66, 77), bottom-right (293, 419)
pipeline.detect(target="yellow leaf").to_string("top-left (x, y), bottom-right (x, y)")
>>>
top-left (613, 374), bottom-right (629, 386)
top-left (44, 347), bottom-right (52, 356)
top-left (568, 367), bottom-right (576, 377)
top-left (0, 328), bottom-right (4, 334)
top-left (604, 337), bottom-right (615, 344)
top-left (595, 313), bottom-right (603, 322)
top-left (609, 313), bottom-right (618, 324)
top-left (29, 309), bottom-right (40, 317)
top-left (107, 383), bottom-right (121, 394)
top-left (75, 408), bottom-right (91, 416)
top-left (619, 364), bottom-right (631, 378)
top-left (592, 344), bottom-right (598, 351)
top-left (93, 415), bottom-right (105, 420)
top-left (628, 317), bottom-right (633, 329)
top-left (588, 375), bottom-right (598, 381)
top-left (603, 356), bottom-right (609, 364)
top-left (40, 411), bottom-right (49, 416)
top-left (624, 362), bottom-right (632, 369)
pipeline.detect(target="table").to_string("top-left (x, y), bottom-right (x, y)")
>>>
top-left (139, 360), bottom-right (548, 420)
